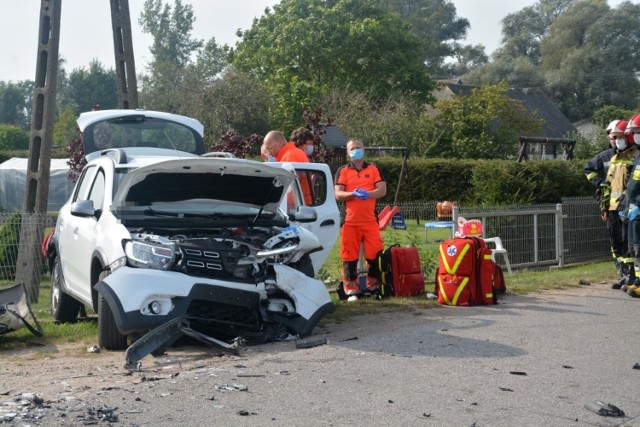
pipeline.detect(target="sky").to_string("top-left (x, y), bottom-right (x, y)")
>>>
top-left (0, 0), bottom-right (629, 82)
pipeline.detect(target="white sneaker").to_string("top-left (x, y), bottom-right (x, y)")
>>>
top-left (347, 295), bottom-right (359, 302)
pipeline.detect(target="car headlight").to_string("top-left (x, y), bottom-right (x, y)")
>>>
top-left (124, 240), bottom-right (176, 270)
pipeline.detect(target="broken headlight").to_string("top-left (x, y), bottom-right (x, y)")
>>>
top-left (124, 240), bottom-right (176, 270)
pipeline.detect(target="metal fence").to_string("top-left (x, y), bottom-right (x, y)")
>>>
top-left (0, 211), bottom-right (53, 282)
top-left (380, 197), bottom-right (610, 271)
top-left (0, 198), bottom-right (610, 282)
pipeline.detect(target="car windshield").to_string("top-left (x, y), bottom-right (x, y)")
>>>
top-left (87, 116), bottom-right (201, 153)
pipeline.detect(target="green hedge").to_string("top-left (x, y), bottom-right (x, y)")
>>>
top-left (373, 158), bottom-right (593, 205)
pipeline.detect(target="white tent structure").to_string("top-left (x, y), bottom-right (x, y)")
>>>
top-left (0, 158), bottom-right (75, 212)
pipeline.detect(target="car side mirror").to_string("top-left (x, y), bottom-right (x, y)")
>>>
top-left (70, 200), bottom-right (96, 218)
top-left (289, 206), bottom-right (317, 223)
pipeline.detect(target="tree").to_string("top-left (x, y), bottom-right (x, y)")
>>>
top-left (500, 0), bottom-right (572, 63)
top-left (321, 86), bottom-right (437, 157)
top-left (0, 125), bottom-right (29, 150)
top-left (0, 81), bottom-right (32, 131)
top-left (183, 68), bottom-right (272, 142)
top-left (232, 0), bottom-right (434, 131)
top-left (435, 83), bottom-right (542, 159)
top-left (138, 0), bottom-right (204, 111)
top-left (62, 60), bottom-right (118, 114)
top-left (444, 44), bottom-right (489, 77)
top-left (53, 106), bottom-right (80, 155)
top-left (463, 0), bottom-right (572, 87)
top-left (375, 0), bottom-right (470, 74)
top-left (593, 105), bottom-right (636, 128)
top-left (541, 0), bottom-right (640, 121)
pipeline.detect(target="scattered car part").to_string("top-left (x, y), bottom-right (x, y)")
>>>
top-left (0, 283), bottom-right (42, 337)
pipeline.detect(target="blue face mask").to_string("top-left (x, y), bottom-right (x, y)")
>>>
top-left (305, 145), bottom-right (314, 156)
top-left (267, 155), bottom-right (276, 162)
top-left (349, 148), bottom-right (364, 161)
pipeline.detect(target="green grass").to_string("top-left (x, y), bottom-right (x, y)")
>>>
top-left (0, 225), bottom-right (618, 351)
top-left (0, 280), bottom-right (98, 352)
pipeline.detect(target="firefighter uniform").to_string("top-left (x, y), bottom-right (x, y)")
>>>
top-left (605, 142), bottom-right (639, 285)
top-left (334, 161), bottom-right (385, 289)
top-left (622, 113), bottom-right (640, 297)
top-left (584, 146), bottom-right (617, 271)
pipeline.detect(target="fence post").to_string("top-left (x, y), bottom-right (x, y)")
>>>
top-left (556, 203), bottom-right (565, 268)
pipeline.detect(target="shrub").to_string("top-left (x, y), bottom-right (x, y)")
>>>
top-left (0, 125), bottom-right (29, 150)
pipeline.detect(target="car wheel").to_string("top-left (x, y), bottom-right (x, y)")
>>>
top-left (97, 270), bottom-right (128, 350)
top-left (50, 256), bottom-right (81, 323)
top-left (292, 254), bottom-right (315, 278)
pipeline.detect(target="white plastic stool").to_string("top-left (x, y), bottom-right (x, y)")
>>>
top-left (483, 237), bottom-right (512, 275)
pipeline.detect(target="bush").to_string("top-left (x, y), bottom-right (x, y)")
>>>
top-left (0, 125), bottom-right (29, 150)
top-left (369, 157), bottom-right (592, 205)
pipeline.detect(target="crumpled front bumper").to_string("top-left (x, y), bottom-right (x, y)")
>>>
top-left (95, 265), bottom-right (334, 338)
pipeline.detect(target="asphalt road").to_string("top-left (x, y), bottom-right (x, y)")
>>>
top-left (3, 281), bottom-right (639, 426)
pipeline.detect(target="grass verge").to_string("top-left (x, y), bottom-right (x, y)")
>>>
top-left (0, 251), bottom-right (617, 352)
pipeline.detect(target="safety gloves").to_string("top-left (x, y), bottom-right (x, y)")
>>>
top-left (352, 188), bottom-right (369, 200)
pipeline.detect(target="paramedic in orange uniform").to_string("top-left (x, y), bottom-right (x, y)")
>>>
top-left (335, 139), bottom-right (387, 298)
top-left (264, 130), bottom-right (309, 162)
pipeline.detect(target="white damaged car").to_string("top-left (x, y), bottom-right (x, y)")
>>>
top-left (48, 110), bottom-right (340, 363)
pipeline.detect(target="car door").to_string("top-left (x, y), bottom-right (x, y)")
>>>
top-left (57, 165), bottom-right (107, 303)
top-left (290, 163), bottom-right (340, 272)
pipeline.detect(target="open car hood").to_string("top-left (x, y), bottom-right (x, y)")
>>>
top-left (111, 158), bottom-right (297, 213)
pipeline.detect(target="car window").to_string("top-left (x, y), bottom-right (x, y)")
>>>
top-left (88, 169), bottom-right (106, 211)
top-left (295, 169), bottom-right (328, 207)
top-left (90, 116), bottom-right (201, 153)
top-left (73, 165), bottom-right (96, 202)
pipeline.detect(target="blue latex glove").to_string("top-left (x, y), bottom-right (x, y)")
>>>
top-left (352, 188), bottom-right (369, 200)
top-left (619, 209), bottom-right (627, 220)
top-left (629, 204), bottom-right (639, 221)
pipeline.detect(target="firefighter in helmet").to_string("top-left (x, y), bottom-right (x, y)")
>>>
top-left (605, 119), bottom-right (639, 288)
top-left (584, 120), bottom-right (623, 279)
top-left (621, 114), bottom-right (640, 297)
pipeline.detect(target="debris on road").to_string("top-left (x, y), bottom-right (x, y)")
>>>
top-left (295, 336), bottom-right (327, 349)
top-left (584, 401), bottom-right (625, 417)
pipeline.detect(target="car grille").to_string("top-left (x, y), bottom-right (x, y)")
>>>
top-left (176, 240), bottom-right (242, 279)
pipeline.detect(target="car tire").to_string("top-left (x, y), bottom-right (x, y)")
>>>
top-left (292, 254), bottom-right (315, 278)
top-left (50, 256), bottom-right (81, 323)
top-left (97, 270), bottom-right (128, 351)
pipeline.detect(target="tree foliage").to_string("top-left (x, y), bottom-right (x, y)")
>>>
top-left (541, 0), bottom-right (640, 120)
top-left (593, 105), bottom-right (636, 128)
top-left (0, 125), bottom-right (29, 150)
top-left (181, 69), bottom-right (271, 142)
top-left (0, 81), bottom-right (32, 131)
top-left (435, 83), bottom-right (542, 159)
top-left (375, 0), bottom-right (470, 74)
top-left (321, 86), bottom-right (436, 156)
top-left (465, 0), bottom-right (640, 122)
top-left (62, 60), bottom-right (118, 114)
top-left (232, 0), bottom-right (435, 131)
top-left (138, 0), bottom-right (226, 112)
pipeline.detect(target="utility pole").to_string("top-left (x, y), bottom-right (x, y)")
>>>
top-left (110, 0), bottom-right (138, 109)
top-left (15, 0), bottom-right (62, 303)
top-left (15, 1), bottom-right (138, 303)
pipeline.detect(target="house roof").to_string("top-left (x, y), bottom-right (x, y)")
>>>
top-left (441, 83), bottom-right (576, 139)
top-left (322, 125), bottom-right (348, 148)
